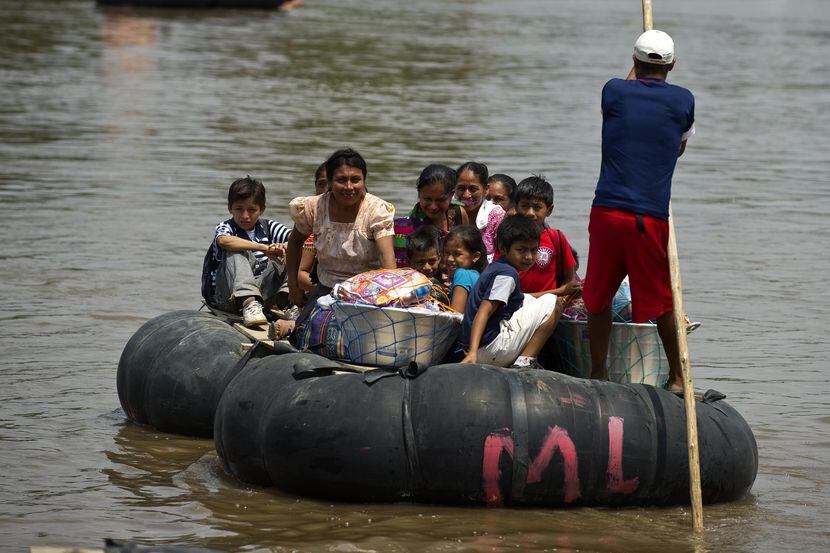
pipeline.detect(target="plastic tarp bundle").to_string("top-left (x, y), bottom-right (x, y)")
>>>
top-left (296, 269), bottom-right (461, 367)
top-left (330, 302), bottom-right (461, 367)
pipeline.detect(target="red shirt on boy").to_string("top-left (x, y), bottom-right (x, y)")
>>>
top-left (519, 228), bottom-right (576, 293)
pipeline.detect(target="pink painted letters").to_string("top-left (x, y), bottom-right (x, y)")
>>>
top-left (482, 428), bottom-right (514, 506)
top-left (606, 416), bottom-right (639, 494)
top-left (481, 425), bottom-right (580, 506)
top-left (481, 416), bottom-right (639, 506)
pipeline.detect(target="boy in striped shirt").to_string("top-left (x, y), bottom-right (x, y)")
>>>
top-left (207, 176), bottom-right (291, 327)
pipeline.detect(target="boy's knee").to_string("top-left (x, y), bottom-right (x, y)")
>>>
top-left (541, 294), bottom-right (563, 322)
top-left (539, 310), bottom-right (561, 332)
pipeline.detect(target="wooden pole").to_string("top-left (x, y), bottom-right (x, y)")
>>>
top-left (640, 0), bottom-right (705, 532)
top-left (641, 0), bottom-right (653, 32)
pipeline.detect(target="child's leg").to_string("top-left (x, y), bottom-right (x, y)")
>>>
top-left (518, 295), bottom-right (565, 358)
top-left (256, 260), bottom-right (289, 309)
top-left (477, 294), bottom-right (559, 367)
top-left (214, 252), bottom-right (262, 311)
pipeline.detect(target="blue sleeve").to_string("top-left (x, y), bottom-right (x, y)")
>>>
top-left (687, 91), bottom-right (695, 132)
top-left (452, 269), bottom-right (480, 294)
top-left (601, 79), bottom-right (620, 113)
top-left (601, 80), bottom-right (610, 112)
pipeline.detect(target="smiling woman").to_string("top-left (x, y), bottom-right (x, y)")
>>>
top-left (393, 164), bottom-right (469, 268)
top-left (285, 148), bottom-right (396, 314)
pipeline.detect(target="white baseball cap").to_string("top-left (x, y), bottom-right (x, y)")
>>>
top-left (633, 30), bottom-right (674, 65)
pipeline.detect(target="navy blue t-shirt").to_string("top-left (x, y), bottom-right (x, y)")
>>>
top-left (460, 259), bottom-right (525, 349)
top-left (593, 78), bottom-right (695, 220)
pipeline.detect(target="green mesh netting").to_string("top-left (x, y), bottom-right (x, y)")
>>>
top-left (552, 320), bottom-right (669, 387)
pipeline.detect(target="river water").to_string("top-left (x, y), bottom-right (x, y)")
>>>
top-left (1, 0), bottom-right (828, 551)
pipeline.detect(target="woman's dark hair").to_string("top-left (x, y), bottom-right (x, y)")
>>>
top-left (417, 164), bottom-right (456, 195)
top-left (314, 161), bottom-right (327, 182)
top-left (488, 173), bottom-right (516, 196)
top-left (406, 225), bottom-right (442, 260)
top-left (227, 175), bottom-right (266, 209)
top-left (497, 214), bottom-right (541, 251)
top-left (325, 148), bottom-right (368, 182)
top-left (455, 161), bottom-right (489, 186)
top-left (513, 175), bottom-right (554, 207)
top-left (445, 224), bottom-right (488, 273)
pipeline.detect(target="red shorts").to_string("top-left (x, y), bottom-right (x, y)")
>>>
top-left (583, 207), bottom-right (672, 322)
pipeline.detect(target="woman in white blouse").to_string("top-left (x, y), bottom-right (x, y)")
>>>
top-left (285, 148), bottom-right (396, 311)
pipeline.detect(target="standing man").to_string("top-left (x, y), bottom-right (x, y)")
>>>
top-left (583, 30), bottom-right (695, 391)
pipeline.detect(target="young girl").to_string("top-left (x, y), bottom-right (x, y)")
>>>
top-left (480, 173), bottom-right (516, 261)
top-left (406, 225), bottom-right (450, 305)
top-left (406, 225), bottom-right (442, 281)
top-left (443, 225), bottom-right (487, 313)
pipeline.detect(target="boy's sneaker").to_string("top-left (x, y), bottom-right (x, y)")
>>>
top-left (242, 300), bottom-right (268, 327)
top-left (269, 305), bottom-right (300, 321)
top-left (510, 358), bottom-right (545, 371)
top-left (283, 305), bottom-right (300, 321)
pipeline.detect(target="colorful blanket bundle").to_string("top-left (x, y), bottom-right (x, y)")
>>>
top-left (333, 268), bottom-right (432, 308)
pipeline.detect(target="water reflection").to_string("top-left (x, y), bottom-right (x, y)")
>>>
top-left (102, 11), bottom-right (160, 72)
top-left (104, 421), bottom-right (215, 509)
top-left (99, 8), bottom-right (161, 162)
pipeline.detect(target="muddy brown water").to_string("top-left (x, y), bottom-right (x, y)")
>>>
top-left (1, 0), bottom-right (828, 551)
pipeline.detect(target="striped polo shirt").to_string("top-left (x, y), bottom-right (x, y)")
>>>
top-left (212, 217), bottom-right (291, 281)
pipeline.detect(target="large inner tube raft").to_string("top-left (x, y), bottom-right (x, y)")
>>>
top-left (117, 311), bottom-right (250, 438)
top-left (215, 353), bottom-right (758, 507)
top-left (117, 312), bottom-right (757, 507)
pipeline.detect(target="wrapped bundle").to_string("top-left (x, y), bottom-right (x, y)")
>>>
top-left (330, 302), bottom-right (461, 368)
top-left (333, 268), bottom-right (431, 307)
top-left (323, 268), bottom-right (458, 367)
